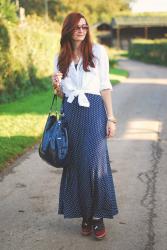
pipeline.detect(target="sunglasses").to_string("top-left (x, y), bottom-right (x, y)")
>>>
top-left (74, 24), bottom-right (89, 32)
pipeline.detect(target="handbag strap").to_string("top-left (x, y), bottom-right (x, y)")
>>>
top-left (48, 94), bottom-right (64, 116)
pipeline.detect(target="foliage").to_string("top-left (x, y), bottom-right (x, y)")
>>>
top-left (0, 0), bottom-right (18, 22)
top-left (18, 0), bottom-right (133, 24)
top-left (128, 39), bottom-right (167, 66)
top-left (0, 17), bottom-right (61, 103)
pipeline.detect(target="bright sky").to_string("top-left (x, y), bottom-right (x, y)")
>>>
top-left (130, 0), bottom-right (167, 12)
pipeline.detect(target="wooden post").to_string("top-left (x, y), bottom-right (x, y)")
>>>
top-left (144, 26), bottom-right (148, 39)
top-left (15, 0), bottom-right (19, 16)
top-left (15, 0), bottom-right (19, 9)
top-left (19, 7), bottom-right (25, 25)
top-left (44, 0), bottom-right (48, 21)
top-left (116, 27), bottom-right (120, 49)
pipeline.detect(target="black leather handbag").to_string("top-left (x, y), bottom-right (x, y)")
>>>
top-left (39, 94), bottom-right (68, 168)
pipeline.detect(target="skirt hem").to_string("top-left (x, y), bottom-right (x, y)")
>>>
top-left (58, 210), bottom-right (119, 219)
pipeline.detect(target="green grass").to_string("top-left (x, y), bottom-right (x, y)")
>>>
top-left (0, 89), bottom-right (62, 171)
top-left (0, 62), bottom-right (129, 171)
top-left (107, 48), bottom-right (129, 85)
top-left (110, 66), bottom-right (129, 85)
top-left (111, 67), bottom-right (129, 77)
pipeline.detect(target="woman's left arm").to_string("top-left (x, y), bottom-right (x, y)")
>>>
top-left (101, 89), bottom-right (116, 138)
top-left (98, 44), bottom-right (117, 138)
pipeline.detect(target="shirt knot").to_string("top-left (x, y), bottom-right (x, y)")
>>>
top-left (67, 89), bottom-right (90, 107)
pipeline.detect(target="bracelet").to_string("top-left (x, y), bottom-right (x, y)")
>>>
top-left (107, 117), bottom-right (117, 124)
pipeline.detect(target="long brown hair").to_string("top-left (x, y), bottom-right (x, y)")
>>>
top-left (57, 12), bottom-right (95, 79)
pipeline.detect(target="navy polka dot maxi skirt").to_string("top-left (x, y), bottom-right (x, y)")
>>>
top-left (58, 93), bottom-right (118, 219)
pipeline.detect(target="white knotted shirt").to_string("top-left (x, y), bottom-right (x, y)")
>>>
top-left (53, 43), bottom-right (112, 107)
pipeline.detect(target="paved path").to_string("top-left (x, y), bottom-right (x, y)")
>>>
top-left (1, 59), bottom-right (167, 250)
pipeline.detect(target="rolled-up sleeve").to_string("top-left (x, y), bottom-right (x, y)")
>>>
top-left (98, 45), bottom-right (113, 91)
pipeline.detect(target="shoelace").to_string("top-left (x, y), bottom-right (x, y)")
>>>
top-left (93, 219), bottom-right (104, 231)
top-left (94, 225), bottom-right (98, 230)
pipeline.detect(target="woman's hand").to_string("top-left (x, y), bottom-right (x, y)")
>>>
top-left (106, 121), bottom-right (116, 138)
top-left (52, 72), bottom-right (64, 98)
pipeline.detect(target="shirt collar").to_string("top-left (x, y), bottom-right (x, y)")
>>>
top-left (71, 56), bottom-right (83, 69)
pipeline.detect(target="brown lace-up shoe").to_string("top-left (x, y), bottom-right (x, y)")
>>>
top-left (81, 217), bottom-right (92, 236)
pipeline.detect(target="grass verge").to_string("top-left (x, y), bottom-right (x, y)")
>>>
top-left (0, 89), bottom-right (62, 171)
top-left (110, 65), bottom-right (129, 85)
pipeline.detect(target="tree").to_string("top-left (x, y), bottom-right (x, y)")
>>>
top-left (18, 0), bottom-right (134, 24)
top-left (0, 0), bottom-right (17, 22)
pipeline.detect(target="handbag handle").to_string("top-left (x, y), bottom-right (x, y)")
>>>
top-left (48, 94), bottom-right (64, 116)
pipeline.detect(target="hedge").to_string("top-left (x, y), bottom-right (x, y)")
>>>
top-left (128, 39), bottom-right (167, 66)
top-left (0, 16), bottom-right (60, 103)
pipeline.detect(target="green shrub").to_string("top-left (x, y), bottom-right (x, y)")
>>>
top-left (128, 39), bottom-right (167, 66)
top-left (0, 0), bottom-right (18, 22)
top-left (0, 17), bottom-right (60, 103)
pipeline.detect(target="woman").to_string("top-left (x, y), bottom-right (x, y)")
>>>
top-left (52, 12), bottom-right (118, 240)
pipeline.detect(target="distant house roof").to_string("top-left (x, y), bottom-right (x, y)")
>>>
top-left (111, 16), bottom-right (167, 28)
top-left (92, 22), bottom-right (111, 31)
top-left (97, 23), bottom-right (111, 31)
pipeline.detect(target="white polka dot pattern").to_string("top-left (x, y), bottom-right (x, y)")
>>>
top-left (58, 93), bottom-right (118, 219)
